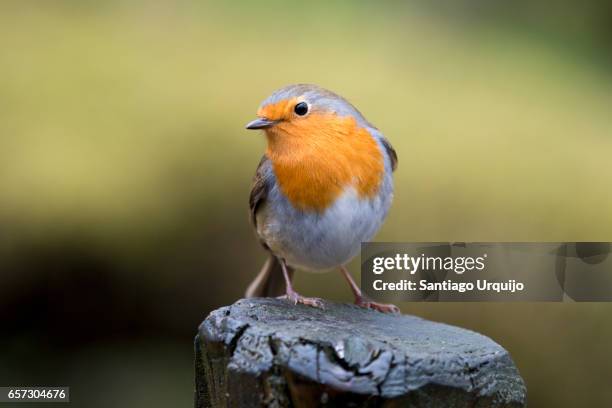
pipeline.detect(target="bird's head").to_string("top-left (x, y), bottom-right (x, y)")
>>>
top-left (245, 84), bottom-right (371, 153)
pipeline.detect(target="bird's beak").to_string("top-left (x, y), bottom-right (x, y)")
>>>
top-left (245, 118), bottom-right (277, 130)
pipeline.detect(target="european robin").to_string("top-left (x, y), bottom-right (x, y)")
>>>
top-left (244, 84), bottom-right (399, 313)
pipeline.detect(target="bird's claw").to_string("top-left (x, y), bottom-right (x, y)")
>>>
top-left (278, 292), bottom-right (325, 309)
top-left (355, 297), bottom-right (400, 314)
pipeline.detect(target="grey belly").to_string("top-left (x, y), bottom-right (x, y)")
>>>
top-left (257, 187), bottom-right (392, 272)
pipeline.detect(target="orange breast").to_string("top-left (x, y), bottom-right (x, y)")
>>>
top-left (265, 114), bottom-right (384, 212)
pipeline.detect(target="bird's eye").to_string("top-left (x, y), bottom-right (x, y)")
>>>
top-left (294, 102), bottom-right (309, 116)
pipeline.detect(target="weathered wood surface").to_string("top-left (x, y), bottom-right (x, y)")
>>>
top-left (195, 298), bottom-right (526, 407)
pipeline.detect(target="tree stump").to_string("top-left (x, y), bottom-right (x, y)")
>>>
top-left (195, 298), bottom-right (526, 407)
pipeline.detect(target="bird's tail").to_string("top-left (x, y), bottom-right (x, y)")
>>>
top-left (245, 255), bottom-right (292, 298)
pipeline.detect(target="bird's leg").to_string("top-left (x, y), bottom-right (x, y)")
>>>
top-left (277, 258), bottom-right (324, 309)
top-left (339, 265), bottom-right (400, 314)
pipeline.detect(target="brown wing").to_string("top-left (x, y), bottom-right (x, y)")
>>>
top-left (247, 156), bottom-right (293, 296)
top-left (249, 155), bottom-right (271, 229)
top-left (380, 137), bottom-right (398, 171)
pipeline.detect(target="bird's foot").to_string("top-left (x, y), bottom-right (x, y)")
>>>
top-left (278, 290), bottom-right (325, 309)
top-left (355, 296), bottom-right (400, 314)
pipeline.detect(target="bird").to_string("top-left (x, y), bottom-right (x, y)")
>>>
top-left (244, 84), bottom-right (399, 313)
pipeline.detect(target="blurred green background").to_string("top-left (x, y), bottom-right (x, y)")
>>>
top-left (1, 1), bottom-right (611, 407)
